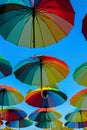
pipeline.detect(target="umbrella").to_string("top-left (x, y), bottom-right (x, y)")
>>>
top-left (5, 117), bottom-right (33, 130)
top-left (82, 14), bottom-right (87, 40)
top-left (51, 126), bottom-right (73, 130)
top-left (35, 120), bottom-right (63, 128)
top-left (14, 55), bottom-right (69, 87)
top-left (25, 88), bottom-right (67, 108)
top-left (0, 0), bottom-right (75, 48)
top-left (70, 89), bottom-right (87, 108)
top-left (0, 56), bottom-right (12, 79)
top-left (65, 121), bottom-right (87, 128)
top-left (65, 108), bottom-right (87, 122)
top-left (0, 85), bottom-right (24, 109)
top-left (0, 107), bottom-right (27, 121)
top-left (73, 62), bottom-right (87, 87)
top-left (29, 108), bottom-right (62, 122)
top-left (2, 127), bottom-right (16, 130)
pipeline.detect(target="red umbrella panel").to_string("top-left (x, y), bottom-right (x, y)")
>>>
top-left (82, 14), bottom-right (87, 40)
top-left (25, 88), bottom-right (67, 108)
top-left (0, 107), bottom-right (27, 121)
top-left (0, 0), bottom-right (75, 48)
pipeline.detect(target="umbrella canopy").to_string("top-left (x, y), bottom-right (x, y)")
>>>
top-left (0, 0), bottom-right (75, 48)
top-left (14, 55), bottom-right (69, 87)
top-left (0, 85), bottom-right (24, 109)
top-left (0, 107), bottom-right (27, 121)
top-left (25, 88), bottom-right (67, 108)
top-left (0, 56), bottom-right (12, 79)
top-left (65, 108), bottom-right (87, 122)
top-left (82, 14), bottom-right (87, 40)
top-left (35, 120), bottom-right (63, 128)
top-left (2, 127), bottom-right (16, 130)
top-left (51, 126), bottom-right (73, 130)
top-left (70, 89), bottom-right (87, 108)
top-left (73, 62), bottom-right (87, 87)
top-left (65, 121), bottom-right (87, 128)
top-left (5, 117), bottom-right (33, 128)
top-left (29, 108), bottom-right (62, 122)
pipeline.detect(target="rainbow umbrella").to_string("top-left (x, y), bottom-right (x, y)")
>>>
top-left (29, 108), bottom-right (62, 122)
top-left (70, 89), bottom-right (87, 108)
top-left (5, 117), bottom-right (33, 130)
top-left (14, 55), bottom-right (69, 87)
top-left (65, 121), bottom-right (87, 128)
top-left (0, 85), bottom-right (24, 109)
top-left (35, 120), bottom-right (63, 128)
top-left (0, 107), bottom-right (27, 121)
top-left (65, 108), bottom-right (87, 122)
top-left (82, 14), bottom-right (87, 40)
top-left (0, 0), bottom-right (75, 48)
top-left (73, 62), bottom-right (87, 87)
top-left (0, 56), bottom-right (12, 79)
top-left (25, 88), bottom-right (67, 108)
top-left (51, 126), bottom-right (73, 130)
top-left (2, 127), bottom-right (16, 130)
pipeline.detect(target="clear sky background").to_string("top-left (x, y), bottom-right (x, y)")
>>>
top-left (0, 0), bottom-right (87, 129)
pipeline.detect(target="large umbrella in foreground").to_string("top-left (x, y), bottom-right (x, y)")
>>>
top-left (0, 85), bottom-right (24, 109)
top-left (0, 107), bottom-right (27, 121)
top-left (35, 120), bottom-right (63, 128)
top-left (65, 108), bottom-right (87, 122)
top-left (82, 14), bottom-right (87, 40)
top-left (65, 121), bottom-right (87, 128)
top-left (0, 56), bottom-right (12, 79)
top-left (6, 117), bottom-right (33, 130)
top-left (25, 88), bottom-right (67, 108)
top-left (29, 108), bottom-right (62, 122)
top-left (73, 62), bottom-right (87, 87)
top-left (0, 0), bottom-right (75, 48)
top-left (14, 55), bottom-right (69, 87)
top-left (70, 89), bottom-right (87, 108)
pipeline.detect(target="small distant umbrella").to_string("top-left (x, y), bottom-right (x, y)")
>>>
top-left (70, 89), bottom-right (87, 108)
top-left (35, 120), bottom-right (63, 128)
top-left (29, 108), bottom-right (62, 122)
top-left (0, 56), bottom-right (12, 79)
top-left (51, 126), bottom-right (73, 130)
top-left (0, 107), bottom-right (27, 121)
top-left (0, 0), bottom-right (75, 48)
top-left (6, 117), bottom-right (33, 130)
top-left (14, 55), bottom-right (69, 87)
top-left (73, 62), bottom-right (87, 87)
top-left (82, 14), bottom-right (87, 40)
top-left (65, 121), bottom-right (87, 128)
top-left (0, 85), bottom-right (24, 109)
top-left (25, 88), bottom-right (67, 108)
top-left (2, 127), bottom-right (16, 130)
top-left (65, 108), bottom-right (87, 122)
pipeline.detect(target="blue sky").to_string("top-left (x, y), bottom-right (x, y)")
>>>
top-left (0, 0), bottom-right (87, 129)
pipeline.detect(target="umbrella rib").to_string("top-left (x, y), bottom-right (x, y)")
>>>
top-left (1, 9), bottom-right (32, 39)
top-left (37, 13), bottom-right (57, 42)
top-left (35, 15), bottom-right (45, 46)
top-left (38, 11), bottom-right (68, 35)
